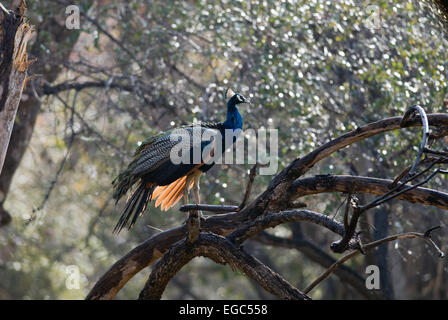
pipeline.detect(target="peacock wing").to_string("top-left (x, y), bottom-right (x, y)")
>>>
top-left (131, 122), bottom-right (223, 177)
top-left (112, 122), bottom-right (223, 201)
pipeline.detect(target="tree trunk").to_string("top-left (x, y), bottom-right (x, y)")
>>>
top-left (0, 1), bottom-right (91, 227)
top-left (0, 1), bottom-right (33, 226)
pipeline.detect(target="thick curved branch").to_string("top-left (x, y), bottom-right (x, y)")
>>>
top-left (138, 233), bottom-right (309, 300)
top-left (86, 224), bottom-right (186, 300)
top-left (291, 175), bottom-right (448, 210)
top-left (138, 237), bottom-right (201, 300)
top-left (227, 210), bottom-right (345, 245)
top-left (87, 209), bottom-right (341, 299)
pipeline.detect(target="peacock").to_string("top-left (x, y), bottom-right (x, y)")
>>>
top-left (112, 88), bottom-right (249, 233)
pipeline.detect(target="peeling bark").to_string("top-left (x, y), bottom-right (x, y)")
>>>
top-left (0, 2), bottom-right (33, 226)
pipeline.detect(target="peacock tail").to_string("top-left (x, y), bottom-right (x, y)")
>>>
top-left (111, 122), bottom-right (223, 233)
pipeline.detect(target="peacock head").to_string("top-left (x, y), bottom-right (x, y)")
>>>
top-left (225, 88), bottom-right (250, 107)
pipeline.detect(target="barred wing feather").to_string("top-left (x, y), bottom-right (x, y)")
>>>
top-left (112, 122), bottom-right (223, 202)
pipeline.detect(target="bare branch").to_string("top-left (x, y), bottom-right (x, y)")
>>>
top-left (247, 114), bottom-right (448, 217)
top-left (291, 175), bottom-right (448, 210)
top-left (331, 167), bottom-right (446, 253)
top-left (86, 209), bottom-right (344, 299)
top-left (180, 204), bottom-right (239, 213)
top-left (424, 147), bottom-right (448, 157)
top-left (0, 6), bottom-right (34, 175)
top-left (27, 91), bottom-right (79, 221)
top-left (42, 80), bottom-right (136, 95)
top-left (238, 163), bottom-right (259, 210)
top-left (254, 231), bottom-right (385, 299)
top-left (360, 168), bottom-right (443, 212)
top-left (304, 227), bottom-right (445, 295)
top-left (400, 105), bottom-right (430, 176)
top-left (227, 210), bottom-right (347, 245)
top-left (138, 233), bottom-right (309, 300)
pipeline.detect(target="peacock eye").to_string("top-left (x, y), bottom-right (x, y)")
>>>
top-left (237, 95), bottom-right (243, 102)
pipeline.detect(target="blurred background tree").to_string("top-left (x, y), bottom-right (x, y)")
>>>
top-left (0, 0), bottom-right (447, 299)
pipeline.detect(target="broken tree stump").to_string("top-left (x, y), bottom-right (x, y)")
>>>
top-left (0, 1), bottom-right (34, 178)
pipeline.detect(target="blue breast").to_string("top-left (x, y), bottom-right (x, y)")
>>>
top-left (222, 103), bottom-right (243, 151)
top-left (223, 104), bottom-right (243, 131)
top-left (198, 102), bottom-right (243, 173)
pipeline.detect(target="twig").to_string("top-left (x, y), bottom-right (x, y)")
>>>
top-left (238, 163), bottom-right (259, 210)
top-left (254, 231), bottom-right (384, 299)
top-left (0, 2), bottom-right (10, 14)
top-left (361, 168), bottom-right (442, 212)
top-left (27, 91), bottom-right (79, 221)
top-left (331, 165), bottom-right (445, 253)
top-left (331, 195), bottom-right (348, 220)
top-left (423, 147), bottom-right (448, 157)
top-left (388, 166), bottom-right (412, 189)
top-left (180, 204), bottom-right (239, 213)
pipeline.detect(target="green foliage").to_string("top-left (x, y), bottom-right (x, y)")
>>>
top-left (1, 0), bottom-right (448, 299)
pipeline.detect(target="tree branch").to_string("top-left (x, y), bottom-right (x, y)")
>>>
top-left (227, 210), bottom-right (346, 245)
top-left (41, 80), bottom-right (136, 95)
top-left (400, 104), bottom-right (429, 176)
top-left (138, 233), bottom-right (309, 300)
top-left (304, 227), bottom-right (445, 294)
top-left (254, 231), bottom-right (385, 299)
top-left (247, 114), bottom-right (448, 217)
top-left (291, 175), bottom-right (448, 210)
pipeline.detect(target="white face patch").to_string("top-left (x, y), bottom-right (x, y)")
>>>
top-left (226, 88), bottom-right (236, 100)
top-left (237, 94), bottom-right (243, 102)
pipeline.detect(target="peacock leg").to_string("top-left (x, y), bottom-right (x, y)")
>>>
top-left (182, 186), bottom-right (189, 205)
top-left (193, 174), bottom-right (203, 218)
top-left (186, 173), bottom-right (201, 242)
top-left (183, 174), bottom-right (193, 205)
top-left (193, 176), bottom-right (200, 204)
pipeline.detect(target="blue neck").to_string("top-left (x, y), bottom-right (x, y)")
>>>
top-left (223, 102), bottom-right (243, 130)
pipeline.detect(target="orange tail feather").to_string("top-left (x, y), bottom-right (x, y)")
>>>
top-left (163, 176), bottom-right (188, 210)
top-left (160, 176), bottom-right (186, 211)
top-left (153, 176), bottom-right (186, 210)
